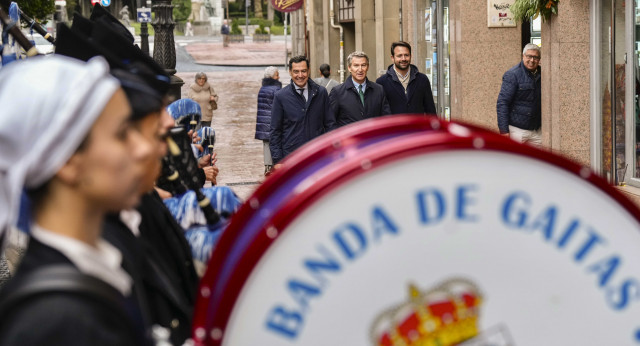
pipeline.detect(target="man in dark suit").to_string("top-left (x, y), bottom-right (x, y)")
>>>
top-left (270, 55), bottom-right (336, 168)
top-left (376, 41), bottom-right (437, 116)
top-left (329, 51), bottom-right (390, 127)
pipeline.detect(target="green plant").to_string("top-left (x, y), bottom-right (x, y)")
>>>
top-left (231, 19), bottom-right (242, 35)
top-left (270, 25), bottom-right (284, 35)
top-left (19, 0), bottom-right (55, 23)
top-left (172, 0), bottom-right (192, 22)
top-left (254, 22), bottom-right (267, 34)
top-left (510, 0), bottom-right (558, 22)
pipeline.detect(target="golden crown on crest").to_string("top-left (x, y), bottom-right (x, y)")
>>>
top-left (369, 278), bottom-right (483, 346)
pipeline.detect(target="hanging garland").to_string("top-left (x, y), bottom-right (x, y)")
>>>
top-left (510, 0), bottom-right (559, 22)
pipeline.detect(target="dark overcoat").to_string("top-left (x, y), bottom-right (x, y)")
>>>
top-left (496, 60), bottom-right (541, 134)
top-left (376, 64), bottom-right (437, 115)
top-left (255, 78), bottom-right (282, 140)
top-left (270, 78), bottom-right (336, 164)
top-left (329, 76), bottom-right (391, 127)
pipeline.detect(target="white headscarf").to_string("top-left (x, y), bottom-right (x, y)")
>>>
top-left (0, 55), bottom-right (120, 238)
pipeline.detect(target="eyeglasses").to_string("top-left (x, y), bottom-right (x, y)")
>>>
top-left (524, 54), bottom-right (541, 61)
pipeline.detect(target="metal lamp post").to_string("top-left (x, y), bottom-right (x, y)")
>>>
top-left (139, 0), bottom-right (151, 55)
top-left (151, 0), bottom-right (184, 100)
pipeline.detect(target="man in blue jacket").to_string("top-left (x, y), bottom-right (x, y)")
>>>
top-left (270, 56), bottom-right (336, 167)
top-left (376, 41), bottom-right (436, 116)
top-left (330, 51), bottom-right (390, 127)
top-left (255, 66), bottom-right (282, 175)
top-left (496, 43), bottom-right (542, 146)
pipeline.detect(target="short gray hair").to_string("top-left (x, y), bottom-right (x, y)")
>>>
top-left (264, 66), bottom-right (279, 79)
top-left (522, 43), bottom-right (540, 56)
top-left (347, 51), bottom-right (369, 67)
top-left (195, 72), bottom-right (208, 82)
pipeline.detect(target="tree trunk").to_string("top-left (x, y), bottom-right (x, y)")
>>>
top-left (254, 0), bottom-right (263, 18)
top-left (267, 0), bottom-right (273, 21)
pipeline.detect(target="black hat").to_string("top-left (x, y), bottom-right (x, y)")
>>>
top-left (55, 21), bottom-right (165, 120)
top-left (111, 69), bottom-right (165, 120)
top-left (70, 11), bottom-right (94, 37)
top-left (88, 19), bottom-right (171, 95)
top-left (89, 4), bottom-right (134, 44)
top-left (55, 22), bottom-right (126, 70)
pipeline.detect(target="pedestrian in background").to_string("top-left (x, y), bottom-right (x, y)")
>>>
top-left (313, 63), bottom-right (339, 94)
top-left (496, 43), bottom-right (542, 146)
top-left (377, 41), bottom-right (436, 116)
top-left (221, 19), bottom-right (230, 48)
top-left (185, 20), bottom-right (194, 36)
top-left (255, 66), bottom-right (282, 176)
top-left (270, 56), bottom-right (335, 168)
top-left (329, 51), bottom-right (390, 127)
top-left (188, 72), bottom-right (218, 128)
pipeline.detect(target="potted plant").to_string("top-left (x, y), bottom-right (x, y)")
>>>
top-left (510, 0), bottom-right (559, 22)
top-left (253, 23), bottom-right (270, 43)
top-left (229, 19), bottom-right (244, 43)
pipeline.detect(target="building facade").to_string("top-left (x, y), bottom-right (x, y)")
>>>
top-left (288, 0), bottom-right (640, 204)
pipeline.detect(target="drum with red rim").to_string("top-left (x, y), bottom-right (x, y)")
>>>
top-left (194, 116), bottom-right (640, 346)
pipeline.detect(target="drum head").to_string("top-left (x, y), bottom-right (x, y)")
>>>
top-left (194, 117), bottom-right (640, 346)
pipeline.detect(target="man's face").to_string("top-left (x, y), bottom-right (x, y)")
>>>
top-left (391, 46), bottom-right (411, 71)
top-left (289, 61), bottom-right (309, 88)
top-left (348, 56), bottom-right (369, 84)
top-left (522, 49), bottom-right (541, 71)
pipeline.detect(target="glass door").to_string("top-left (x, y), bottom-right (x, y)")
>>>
top-left (599, 0), bottom-right (627, 184)
top-left (419, 0), bottom-right (450, 119)
top-left (630, 0), bottom-right (640, 183)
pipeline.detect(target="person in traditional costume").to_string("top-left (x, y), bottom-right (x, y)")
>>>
top-left (0, 55), bottom-right (153, 345)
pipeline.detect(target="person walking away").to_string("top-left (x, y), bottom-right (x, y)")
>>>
top-left (496, 43), bottom-right (542, 146)
top-left (329, 51), bottom-right (390, 127)
top-left (270, 56), bottom-right (335, 169)
top-left (185, 20), bottom-right (194, 36)
top-left (255, 66), bottom-right (282, 176)
top-left (376, 41), bottom-right (436, 116)
top-left (313, 63), bottom-right (339, 94)
top-left (188, 71), bottom-right (218, 128)
top-left (221, 20), bottom-right (230, 47)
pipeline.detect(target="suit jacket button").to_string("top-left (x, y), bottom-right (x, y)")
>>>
top-left (171, 319), bottom-right (180, 328)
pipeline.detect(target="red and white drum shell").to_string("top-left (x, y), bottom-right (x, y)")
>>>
top-left (194, 116), bottom-right (640, 346)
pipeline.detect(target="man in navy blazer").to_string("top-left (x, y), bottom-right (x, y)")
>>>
top-left (270, 56), bottom-right (336, 167)
top-left (376, 41), bottom-right (436, 116)
top-left (329, 51), bottom-right (390, 127)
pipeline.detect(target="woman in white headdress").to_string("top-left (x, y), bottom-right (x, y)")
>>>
top-left (0, 55), bottom-right (152, 345)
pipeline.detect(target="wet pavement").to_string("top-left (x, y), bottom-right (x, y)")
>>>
top-left (174, 36), bottom-right (290, 200)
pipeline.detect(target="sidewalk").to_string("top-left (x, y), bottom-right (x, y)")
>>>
top-left (186, 40), bottom-right (289, 66)
top-left (176, 69), bottom-right (266, 200)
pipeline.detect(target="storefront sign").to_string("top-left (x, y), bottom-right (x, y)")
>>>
top-left (193, 118), bottom-right (640, 345)
top-left (488, 0), bottom-right (516, 27)
top-left (270, 0), bottom-right (303, 13)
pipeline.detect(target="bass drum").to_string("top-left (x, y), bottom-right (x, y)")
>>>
top-left (194, 116), bottom-right (640, 346)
